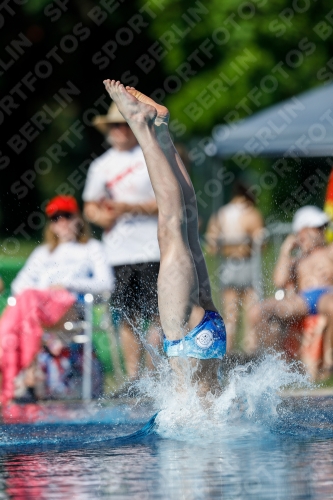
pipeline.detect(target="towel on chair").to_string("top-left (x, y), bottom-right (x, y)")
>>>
top-left (0, 288), bottom-right (76, 404)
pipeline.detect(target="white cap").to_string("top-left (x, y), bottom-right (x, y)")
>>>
top-left (292, 206), bottom-right (330, 233)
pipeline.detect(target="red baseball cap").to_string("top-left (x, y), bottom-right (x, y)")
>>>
top-left (45, 195), bottom-right (79, 218)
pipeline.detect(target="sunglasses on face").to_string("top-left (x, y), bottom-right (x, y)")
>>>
top-left (49, 212), bottom-right (74, 222)
top-left (109, 123), bottom-right (129, 129)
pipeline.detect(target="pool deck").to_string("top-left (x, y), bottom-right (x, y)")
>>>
top-left (282, 387), bottom-right (333, 397)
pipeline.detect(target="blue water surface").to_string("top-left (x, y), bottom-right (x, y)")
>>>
top-left (0, 395), bottom-right (332, 499)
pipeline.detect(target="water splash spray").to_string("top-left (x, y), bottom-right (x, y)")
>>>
top-left (134, 351), bottom-right (312, 442)
top-left (118, 315), bottom-right (314, 442)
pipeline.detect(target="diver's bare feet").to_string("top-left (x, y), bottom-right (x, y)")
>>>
top-left (103, 80), bottom-right (157, 126)
top-left (126, 86), bottom-right (169, 126)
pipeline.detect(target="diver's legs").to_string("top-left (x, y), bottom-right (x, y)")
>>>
top-left (103, 81), bottom-right (220, 395)
top-left (126, 87), bottom-right (216, 312)
top-left (103, 80), bottom-right (204, 339)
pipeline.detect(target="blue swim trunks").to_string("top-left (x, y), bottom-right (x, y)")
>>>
top-left (163, 310), bottom-right (226, 360)
top-left (300, 287), bottom-right (333, 315)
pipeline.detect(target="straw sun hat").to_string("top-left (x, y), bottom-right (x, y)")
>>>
top-left (93, 102), bottom-right (126, 134)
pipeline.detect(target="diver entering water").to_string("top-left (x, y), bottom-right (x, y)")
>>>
top-left (102, 80), bottom-right (226, 396)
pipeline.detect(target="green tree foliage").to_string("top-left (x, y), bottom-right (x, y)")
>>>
top-left (141, 0), bottom-right (333, 134)
top-left (1, 0), bottom-right (332, 238)
top-left (136, 0), bottom-right (333, 221)
top-left (1, 0), bottom-right (166, 235)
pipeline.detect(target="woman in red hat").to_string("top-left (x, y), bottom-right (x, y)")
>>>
top-left (11, 195), bottom-right (113, 295)
top-left (0, 195), bottom-right (113, 404)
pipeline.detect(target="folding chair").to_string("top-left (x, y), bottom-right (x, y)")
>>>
top-left (62, 292), bottom-right (123, 400)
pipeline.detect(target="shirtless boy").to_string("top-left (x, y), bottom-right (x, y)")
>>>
top-left (102, 80), bottom-right (226, 397)
top-left (251, 205), bottom-right (333, 372)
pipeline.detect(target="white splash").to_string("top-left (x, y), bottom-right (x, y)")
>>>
top-left (135, 353), bottom-right (312, 443)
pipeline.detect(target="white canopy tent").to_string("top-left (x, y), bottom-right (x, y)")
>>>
top-left (212, 83), bottom-right (333, 158)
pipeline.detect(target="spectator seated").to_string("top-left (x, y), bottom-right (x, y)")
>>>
top-left (250, 206), bottom-right (333, 381)
top-left (0, 195), bottom-right (113, 405)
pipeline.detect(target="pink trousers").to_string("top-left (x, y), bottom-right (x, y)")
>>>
top-left (0, 289), bottom-right (75, 404)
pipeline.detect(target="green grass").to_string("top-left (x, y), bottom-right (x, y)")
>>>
top-left (0, 239), bottom-right (36, 259)
top-left (0, 239), bottom-right (36, 291)
top-left (315, 375), bottom-right (333, 388)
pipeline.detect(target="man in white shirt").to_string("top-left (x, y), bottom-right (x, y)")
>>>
top-left (83, 102), bottom-right (160, 382)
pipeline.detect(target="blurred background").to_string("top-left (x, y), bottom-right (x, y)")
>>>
top-left (1, 0), bottom-right (332, 247)
top-left (1, 0), bottom-right (333, 371)
top-left (0, 7), bottom-right (333, 498)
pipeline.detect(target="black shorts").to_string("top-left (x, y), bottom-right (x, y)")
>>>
top-left (112, 262), bottom-right (159, 321)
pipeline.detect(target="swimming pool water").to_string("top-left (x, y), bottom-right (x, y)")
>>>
top-left (0, 396), bottom-right (333, 499)
top-left (0, 354), bottom-right (332, 499)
